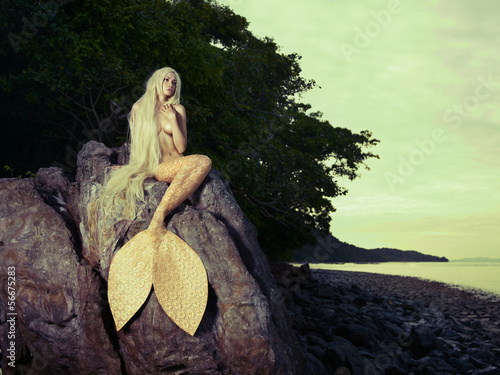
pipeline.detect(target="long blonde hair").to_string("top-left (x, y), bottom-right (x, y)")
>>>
top-left (95, 67), bottom-right (182, 217)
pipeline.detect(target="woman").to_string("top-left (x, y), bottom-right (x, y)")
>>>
top-left (98, 66), bottom-right (211, 230)
top-left (97, 67), bottom-right (211, 335)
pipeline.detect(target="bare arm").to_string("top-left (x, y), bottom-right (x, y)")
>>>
top-left (159, 104), bottom-right (187, 154)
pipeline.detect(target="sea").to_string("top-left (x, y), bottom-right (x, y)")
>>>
top-left (301, 262), bottom-right (500, 298)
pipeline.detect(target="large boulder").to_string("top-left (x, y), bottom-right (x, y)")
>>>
top-left (0, 176), bottom-right (122, 375)
top-left (0, 141), bottom-right (304, 375)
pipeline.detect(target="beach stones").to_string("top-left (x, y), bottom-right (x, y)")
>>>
top-left (409, 324), bottom-right (438, 358)
top-left (270, 263), bottom-right (500, 375)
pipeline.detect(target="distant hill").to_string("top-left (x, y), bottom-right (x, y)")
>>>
top-left (293, 234), bottom-right (448, 263)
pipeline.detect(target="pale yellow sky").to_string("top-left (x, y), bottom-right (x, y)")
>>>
top-left (216, 0), bottom-right (500, 260)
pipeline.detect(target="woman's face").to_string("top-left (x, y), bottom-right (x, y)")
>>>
top-left (162, 72), bottom-right (177, 98)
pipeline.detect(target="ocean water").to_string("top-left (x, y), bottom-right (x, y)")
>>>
top-left (305, 262), bottom-right (500, 297)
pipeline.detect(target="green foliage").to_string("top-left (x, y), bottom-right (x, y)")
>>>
top-left (0, 0), bottom-right (379, 259)
top-left (3, 165), bottom-right (36, 178)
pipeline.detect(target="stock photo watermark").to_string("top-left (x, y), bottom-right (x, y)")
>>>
top-left (442, 75), bottom-right (497, 130)
top-left (7, 0), bottom-right (70, 53)
top-left (51, 113), bottom-right (118, 174)
top-left (6, 266), bottom-right (17, 368)
top-left (51, 83), bottom-right (145, 173)
top-left (339, 0), bottom-right (403, 63)
top-left (339, 0), bottom-right (439, 63)
top-left (51, 63), bottom-right (167, 174)
top-left (300, 235), bottom-right (341, 264)
top-left (384, 128), bottom-right (447, 192)
top-left (384, 74), bottom-right (498, 192)
top-left (277, 237), bottom-right (341, 297)
top-left (224, 117), bottom-right (281, 177)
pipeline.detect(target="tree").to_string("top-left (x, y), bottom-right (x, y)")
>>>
top-left (0, 0), bottom-right (379, 258)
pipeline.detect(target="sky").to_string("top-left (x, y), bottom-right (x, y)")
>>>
top-left (216, 0), bottom-right (500, 260)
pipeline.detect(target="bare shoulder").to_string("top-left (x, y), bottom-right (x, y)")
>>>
top-left (174, 103), bottom-right (186, 114)
top-left (173, 104), bottom-right (187, 125)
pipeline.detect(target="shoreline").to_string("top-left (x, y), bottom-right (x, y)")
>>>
top-left (272, 263), bottom-right (500, 375)
top-left (312, 268), bottom-right (500, 304)
top-left (297, 261), bottom-right (500, 300)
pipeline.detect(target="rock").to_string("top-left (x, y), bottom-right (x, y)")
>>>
top-left (303, 352), bottom-right (328, 375)
top-left (410, 324), bottom-right (438, 358)
top-left (324, 336), bottom-right (360, 369)
top-left (0, 141), bottom-right (304, 374)
top-left (307, 345), bottom-right (326, 362)
top-left (383, 363), bottom-right (408, 375)
top-left (335, 323), bottom-right (378, 349)
top-left (282, 267), bottom-right (500, 374)
top-left (317, 285), bottom-right (338, 299)
top-left (440, 328), bottom-right (463, 342)
top-left (417, 355), bottom-right (455, 374)
top-left (469, 347), bottom-right (495, 365)
top-left (372, 295), bottom-right (385, 304)
top-left (474, 367), bottom-right (500, 375)
top-left (353, 297), bottom-right (367, 308)
top-left (447, 355), bottom-right (476, 373)
top-left (303, 306), bottom-right (331, 320)
top-left (346, 355), bottom-right (382, 375)
top-left (0, 178), bottom-right (122, 374)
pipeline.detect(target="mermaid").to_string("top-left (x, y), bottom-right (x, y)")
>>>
top-left (95, 67), bottom-right (211, 335)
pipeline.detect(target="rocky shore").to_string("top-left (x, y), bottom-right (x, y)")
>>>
top-left (271, 263), bottom-right (500, 375)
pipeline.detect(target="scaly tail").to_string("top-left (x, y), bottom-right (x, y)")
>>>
top-left (153, 231), bottom-right (208, 336)
top-left (108, 230), bottom-right (163, 331)
top-left (108, 155), bottom-right (211, 333)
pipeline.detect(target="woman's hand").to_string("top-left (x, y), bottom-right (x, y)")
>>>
top-left (160, 103), bottom-right (177, 121)
top-left (158, 103), bottom-right (188, 154)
